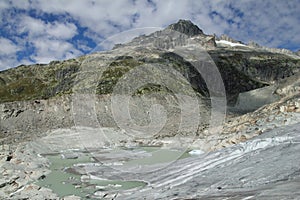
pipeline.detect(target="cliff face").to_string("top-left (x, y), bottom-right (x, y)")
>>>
top-left (166, 19), bottom-right (204, 36)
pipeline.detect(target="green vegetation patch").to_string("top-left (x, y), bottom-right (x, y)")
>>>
top-left (0, 59), bottom-right (80, 103)
top-left (97, 58), bottom-right (143, 94)
top-left (0, 77), bottom-right (48, 102)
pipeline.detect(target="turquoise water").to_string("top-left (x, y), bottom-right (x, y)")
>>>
top-left (36, 147), bottom-right (189, 198)
top-left (125, 147), bottom-right (190, 165)
top-left (36, 154), bottom-right (92, 197)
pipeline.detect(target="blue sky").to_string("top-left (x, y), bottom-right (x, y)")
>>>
top-left (0, 0), bottom-right (300, 70)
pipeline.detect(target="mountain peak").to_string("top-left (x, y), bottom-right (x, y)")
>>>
top-left (166, 19), bottom-right (204, 36)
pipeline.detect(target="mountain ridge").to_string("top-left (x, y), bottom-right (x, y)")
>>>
top-left (0, 20), bottom-right (299, 130)
top-left (0, 20), bottom-right (299, 105)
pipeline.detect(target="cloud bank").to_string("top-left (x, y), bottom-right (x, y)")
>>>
top-left (0, 0), bottom-right (299, 70)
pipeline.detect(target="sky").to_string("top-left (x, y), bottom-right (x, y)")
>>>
top-left (0, 0), bottom-right (300, 70)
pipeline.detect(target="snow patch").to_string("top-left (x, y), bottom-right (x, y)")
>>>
top-left (188, 149), bottom-right (205, 155)
top-left (216, 40), bottom-right (246, 47)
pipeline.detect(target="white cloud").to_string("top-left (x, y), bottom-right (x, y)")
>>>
top-left (30, 0), bottom-right (136, 36)
top-left (0, 53), bottom-right (23, 71)
top-left (0, 57), bottom-right (17, 71)
top-left (76, 40), bottom-right (93, 52)
top-left (30, 37), bottom-right (82, 63)
top-left (0, 13), bottom-right (81, 69)
top-left (12, 0), bottom-right (300, 49)
top-left (0, 36), bottom-right (25, 70)
top-left (19, 16), bottom-right (77, 40)
top-left (9, 0), bottom-right (31, 10)
top-left (0, 1), bottom-right (9, 10)
top-left (8, 15), bottom-right (81, 65)
top-left (211, 0), bottom-right (300, 49)
top-left (6, 0), bottom-right (300, 47)
top-left (0, 37), bottom-right (31, 70)
top-left (47, 22), bottom-right (78, 39)
top-left (19, 16), bottom-right (45, 37)
top-left (1, 0), bottom-right (300, 70)
top-left (0, 38), bottom-right (20, 55)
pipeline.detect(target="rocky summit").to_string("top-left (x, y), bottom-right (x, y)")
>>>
top-left (166, 19), bottom-right (204, 36)
top-left (0, 20), bottom-right (300, 199)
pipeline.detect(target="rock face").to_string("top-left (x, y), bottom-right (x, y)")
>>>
top-left (0, 96), bottom-right (73, 146)
top-left (167, 19), bottom-right (204, 36)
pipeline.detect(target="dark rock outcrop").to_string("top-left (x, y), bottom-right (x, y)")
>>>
top-left (167, 19), bottom-right (204, 36)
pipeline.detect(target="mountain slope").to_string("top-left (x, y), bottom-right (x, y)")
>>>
top-left (0, 20), bottom-right (299, 105)
top-left (0, 19), bottom-right (299, 143)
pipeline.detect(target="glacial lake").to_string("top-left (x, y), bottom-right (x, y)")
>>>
top-left (36, 147), bottom-right (191, 198)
